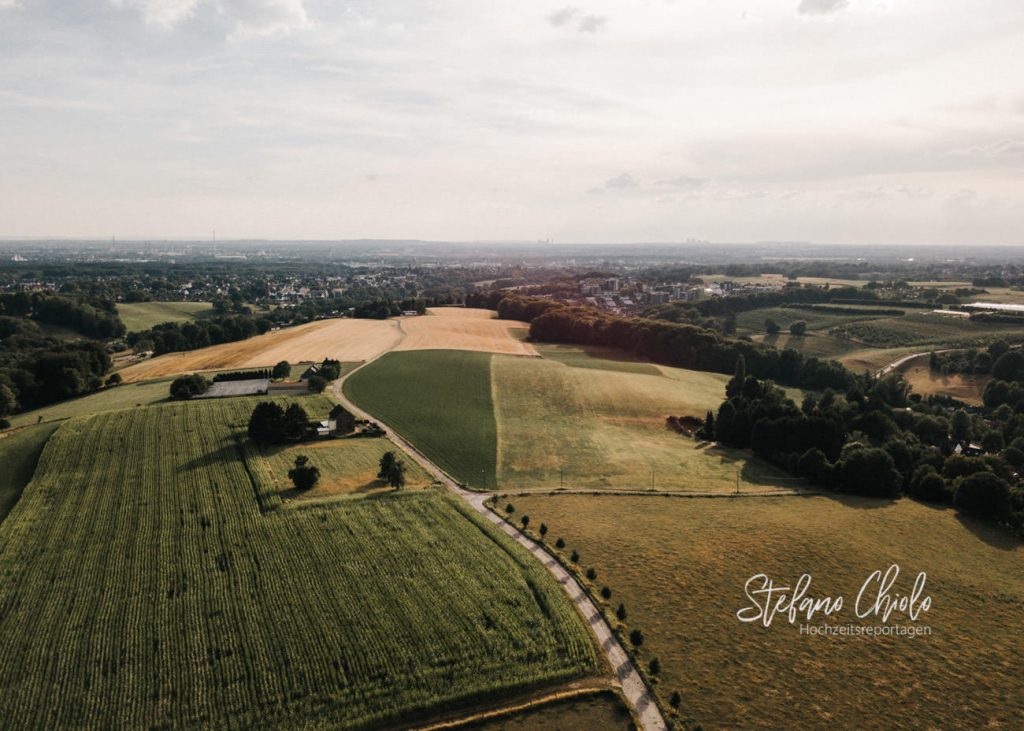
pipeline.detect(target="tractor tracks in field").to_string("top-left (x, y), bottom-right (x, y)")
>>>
top-left (329, 356), bottom-right (669, 731)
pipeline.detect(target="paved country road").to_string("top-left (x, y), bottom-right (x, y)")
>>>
top-left (331, 357), bottom-right (669, 731)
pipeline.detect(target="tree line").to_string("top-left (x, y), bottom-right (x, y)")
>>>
top-left (497, 295), bottom-right (853, 391)
top-left (713, 356), bottom-right (1024, 535)
top-left (0, 292), bottom-right (125, 339)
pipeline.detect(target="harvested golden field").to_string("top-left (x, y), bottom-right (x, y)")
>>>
top-left (396, 308), bottom-right (536, 356)
top-left (117, 318), bottom-right (402, 382)
top-left (900, 356), bottom-right (989, 405)
top-left (510, 494), bottom-right (1024, 731)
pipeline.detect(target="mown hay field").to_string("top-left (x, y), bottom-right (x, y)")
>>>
top-left (899, 355), bottom-right (990, 405)
top-left (509, 494), bottom-right (1024, 730)
top-left (117, 301), bottom-right (214, 332)
top-left (0, 397), bottom-right (601, 729)
top-left (0, 423), bottom-right (59, 522)
top-left (346, 347), bottom-right (799, 493)
top-left (260, 437), bottom-right (435, 500)
top-left (117, 318), bottom-right (404, 382)
top-left (397, 308), bottom-right (536, 356)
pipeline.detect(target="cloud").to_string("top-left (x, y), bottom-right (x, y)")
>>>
top-left (548, 6), bottom-right (605, 33)
top-left (797, 0), bottom-right (850, 16)
top-left (657, 175), bottom-right (709, 188)
top-left (547, 6), bottom-right (579, 28)
top-left (110, 0), bottom-right (201, 28)
top-left (603, 173), bottom-right (638, 189)
top-left (577, 14), bottom-right (606, 33)
top-left (109, 0), bottom-right (309, 35)
top-left (963, 139), bottom-right (1024, 157)
top-left (0, 0), bottom-right (21, 8)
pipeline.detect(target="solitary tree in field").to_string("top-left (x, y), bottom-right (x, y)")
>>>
top-left (570, 550), bottom-right (579, 563)
top-left (272, 360), bottom-right (291, 379)
top-left (520, 515), bottom-right (530, 529)
top-left (616, 603), bottom-right (627, 621)
top-left (648, 657), bottom-right (660, 675)
top-left (586, 567), bottom-right (597, 580)
top-left (764, 318), bottom-right (781, 335)
top-left (539, 523), bottom-right (548, 540)
top-left (789, 320), bottom-right (807, 336)
top-left (288, 455), bottom-right (320, 491)
top-left (601, 586), bottom-right (612, 600)
top-left (629, 629), bottom-right (644, 647)
top-left (555, 537), bottom-right (565, 549)
top-left (385, 459), bottom-right (407, 489)
top-left (505, 503), bottom-right (515, 515)
top-left (378, 451), bottom-right (397, 479)
top-left (670, 691), bottom-right (681, 710)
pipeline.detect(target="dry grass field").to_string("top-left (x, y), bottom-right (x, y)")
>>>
top-left (117, 318), bottom-right (403, 382)
top-left (260, 437), bottom-right (435, 501)
top-left (510, 494), bottom-right (1024, 730)
top-left (396, 308), bottom-right (536, 356)
top-left (899, 355), bottom-right (989, 405)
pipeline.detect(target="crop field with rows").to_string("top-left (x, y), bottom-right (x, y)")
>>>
top-left (0, 398), bottom-right (600, 729)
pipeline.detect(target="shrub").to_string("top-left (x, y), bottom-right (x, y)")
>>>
top-left (287, 455), bottom-right (320, 491)
top-left (601, 586), bottom-right (612, 600)
top-left (670, 691), bottom-right (682, 710)
top-left (586, 568), bottom-right (597, 580)
top-left (520, 515), bottom-right (530, 529)
top-left (105, 373), bottom-right (122, 387)
top-left (648, 657), bottom-right (660, 675)
top-left (616, 603), bottom-right (627, 621)
top-left (555, 537), bottom-right (565, 549)
top-left (505, 503), bottom-right (515, 514)
top-left (169, 374), bottom-right (210, 400)
top-left (539, 523), bottom-right (548, 539)
top-left (629, 629), bottom-right (644, 647)
top-left (570, 550), bottom-right (579, 563)
top-left (955, 471), bottom-right (1012, 521)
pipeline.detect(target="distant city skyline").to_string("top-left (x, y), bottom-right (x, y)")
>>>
top-left (1, 1), bottom-right (1022, 244)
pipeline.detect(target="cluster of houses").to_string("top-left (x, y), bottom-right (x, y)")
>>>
top-left (575, 275), bottom-right (786, 315)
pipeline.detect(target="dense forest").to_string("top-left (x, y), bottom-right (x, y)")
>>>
top-left (0, 292), bottom-right (125, 339)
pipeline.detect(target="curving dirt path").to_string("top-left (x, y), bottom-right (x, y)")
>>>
top-left (331, 356), bottom-right (669, 731)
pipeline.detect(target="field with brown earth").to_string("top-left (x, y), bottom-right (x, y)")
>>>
top-left (117, 318), bottom-right (403, 382)
top-left (899, 355), bottom-right (990, 405)
top-left (506, 493), bottom-right (1024, 731)
top-left (396, 308), bottom-right (537, 356)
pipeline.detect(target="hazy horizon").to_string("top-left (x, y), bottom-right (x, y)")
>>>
top-left (2, 1), bottom-right (1022, 244)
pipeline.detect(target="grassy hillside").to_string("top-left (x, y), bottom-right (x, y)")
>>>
top-left (117, 301), bottom-right (214, 332)
top-left (347, 348), bottom-right (799, 493)
top-left (0, 397), bottom-right (600, 729)
top-left (509, 494), bottom-right (1024, 730)
top-left (0, 423), bottom-right (60, 522)
top-left (7, 380), bottom-right (173, 428)
top-left (344, 350), bottom-right (499, 488)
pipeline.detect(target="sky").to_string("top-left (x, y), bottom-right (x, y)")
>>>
top-left (0, 0), bottom-right (1022, 245)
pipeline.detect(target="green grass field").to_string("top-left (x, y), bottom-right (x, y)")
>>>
top-left (261, 437), bottom-right (435, 500)
top-left (346, 347), bottom-right (800, 493)
top-left (0, 423), bottom-right (60, 523)
top-left (508, 494), bottom-right (1024, 730)
top-left (0, 397), bottom-right (600, 729)
top-left (7, 380), bottom-right (174, 428)
top-left (735, 306), bottom-right (893, 336)
top-left (344, 350), bottom-right (499, 489)
top-left (117, 301), bottom-right (214, 332)
top-left (831, 311), bottom-right (1024, 349)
